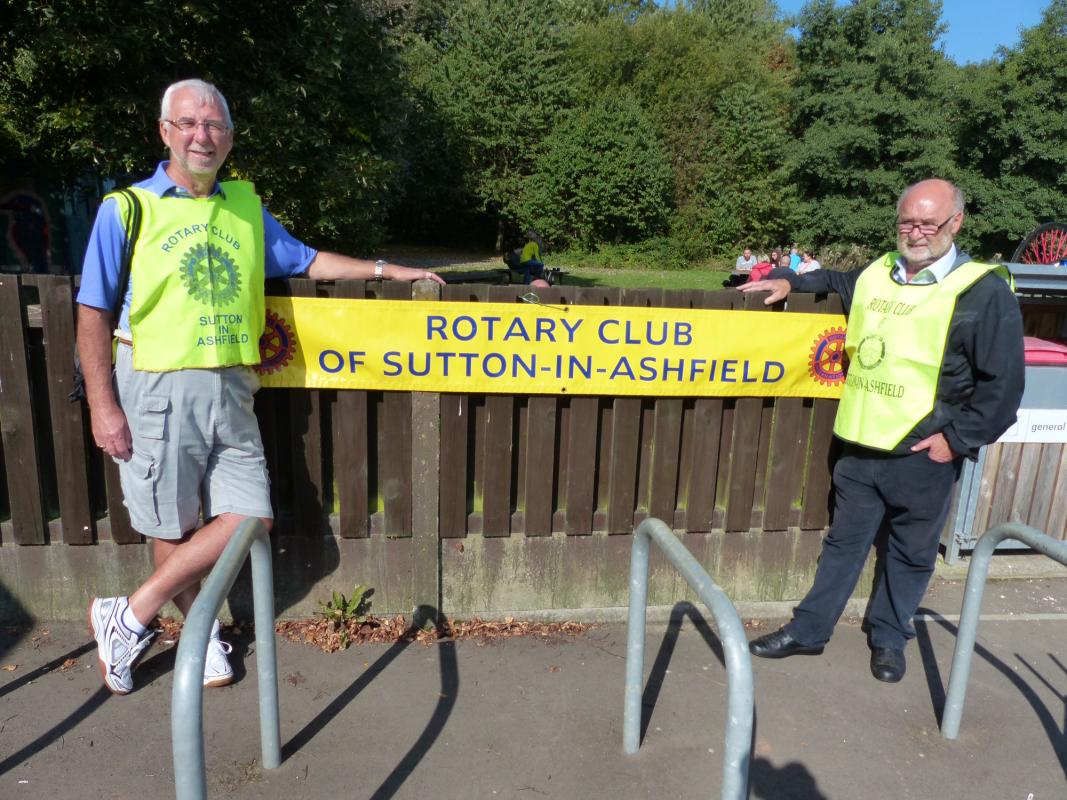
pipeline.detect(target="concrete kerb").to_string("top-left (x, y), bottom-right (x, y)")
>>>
top-left (423, 555), bottom-right (1067, 626)
top-left (2, 528), bottom-right (1063, 625)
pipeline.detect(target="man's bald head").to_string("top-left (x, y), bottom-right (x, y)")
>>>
top-left (895, 178), bottom-right (965, 273)
top-left (896, 179), bottom-right (964, 217)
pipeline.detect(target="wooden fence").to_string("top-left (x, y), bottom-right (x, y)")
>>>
top-left (1, 274), bottom-right (1063, 618)
top-left (0, 275), bottom-right (846, 546)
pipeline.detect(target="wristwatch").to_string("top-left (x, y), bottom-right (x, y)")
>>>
top-left (374, 259), bottom-right (385, 280)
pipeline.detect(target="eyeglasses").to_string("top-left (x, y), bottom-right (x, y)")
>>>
top-left (163, 118), bottom-right (231, 135)
top-left (896, 214), bottom-right (957, 237)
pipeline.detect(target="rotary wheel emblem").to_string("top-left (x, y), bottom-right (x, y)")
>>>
top-left (255, 309), bottom-right (296, 375)
top-left (179, 242), bottom-right (241, 306)
top-left (808, 326), bottom-right (847, 386)
top-left (856, 334), bottom-right (886, 370)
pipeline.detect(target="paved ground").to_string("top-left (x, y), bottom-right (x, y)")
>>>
top-left (2, 575), bottom-right (1065, 799)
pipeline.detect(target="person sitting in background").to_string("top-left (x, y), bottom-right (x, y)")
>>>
top-left (735, 247), bottom-right (757, 272)
top-left (519, 230), bottom-right (546, 285)
top-left (789, 245), bottom-right (802, 271)
top-left (798, 250), bottom-right (822, 275)
top-left (747, 252), bottom-right (789, 284)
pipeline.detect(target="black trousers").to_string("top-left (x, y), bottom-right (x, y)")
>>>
top-left (786, 444), bottom-right (961, 650)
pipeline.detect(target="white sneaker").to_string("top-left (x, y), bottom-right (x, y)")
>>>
top-left (203, 620), bottom-right (234, 688)
top-left (88, 596), bottom-right (154, 695)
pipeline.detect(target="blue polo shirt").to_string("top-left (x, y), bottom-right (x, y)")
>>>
top-left (77, 162), bottom-right (318, 332)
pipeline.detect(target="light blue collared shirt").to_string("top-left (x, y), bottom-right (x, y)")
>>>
top-left (891, 244), bottom-right (957, 286)
top-left (77, 162), bottom-right (318, 331)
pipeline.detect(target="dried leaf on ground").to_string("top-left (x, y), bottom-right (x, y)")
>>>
top-left (284, 672), bottom-right (305, 687)
top-left (275, 614), bottom-right (592, 653)
top-left (154, 616), bottom-right (241, 646)
top-left (141, 615), bottom-right (592, 655)
top-left (1, 664), bottom-right (17, 672)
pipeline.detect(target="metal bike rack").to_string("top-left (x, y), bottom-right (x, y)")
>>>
top-left (623, 518), bottom-right (754, 800)
top-left (172, 518), bottom-right (281, 800)
top-left (941, 522), bottom-right (1067, 740)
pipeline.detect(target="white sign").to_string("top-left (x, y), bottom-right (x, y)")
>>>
top-left (997, 408), bottom-right (1067, 443)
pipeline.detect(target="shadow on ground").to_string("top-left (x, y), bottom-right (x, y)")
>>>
top-left (0, 580), bottom-right (33, 660)
top-left (915, 609), bottom-right (1067, 780)
top-left (0, 641), bottom-right (171, 776)
top-left (640, 602), bottom-right (828, 800)
top-left (283, 606), bottom-right (458, 800)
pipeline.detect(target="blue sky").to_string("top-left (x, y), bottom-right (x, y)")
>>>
top-left (774, 0), bottom-right (1050, 64)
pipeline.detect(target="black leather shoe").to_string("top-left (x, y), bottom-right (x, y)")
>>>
top-left (870, 647), bottom-right (906, 682)
top-left (748, 628), bottom-right (825, 659)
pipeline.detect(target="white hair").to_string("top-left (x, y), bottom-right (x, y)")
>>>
top-left (160, 79), bottom-right (232, 127)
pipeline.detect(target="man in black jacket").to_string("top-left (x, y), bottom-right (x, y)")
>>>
top-left (739, 178), bottom-right (1024, 682)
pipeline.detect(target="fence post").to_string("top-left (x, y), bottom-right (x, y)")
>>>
top-left (410, 278), bottom-right (442, 623)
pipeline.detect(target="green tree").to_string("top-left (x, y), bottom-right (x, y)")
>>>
top-left (411, 0), bottom-right (577, 240)
top-left (567, 3), bottom-right (791, 254)
top-left (953, 0), bottom-right (1067, 257)
top-left (687, 84), bottom-right (795, 253)
top-left (520, 93), bottom-right (673, 248)
top-left (787, 0), bottom-right (955, 252)
top-left (0, 0), bottom-right (411, 251)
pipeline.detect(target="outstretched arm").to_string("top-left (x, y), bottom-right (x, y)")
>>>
top-left (737, 278), bottom-right (793, 304)
top-left (306, 252), bottom-right (445, 285)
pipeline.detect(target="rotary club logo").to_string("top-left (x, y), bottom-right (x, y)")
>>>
top-left (179, 242), bottom-right (241, 306)
top-left (255, 309), bottom-right (296, 375)
top-left (856, 334), bottom-right (886, 370)
top-left (808, 326), bottom-right (847, 386)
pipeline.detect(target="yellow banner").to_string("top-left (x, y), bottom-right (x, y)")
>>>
top-left (255, 297), bottom-right (847, 398)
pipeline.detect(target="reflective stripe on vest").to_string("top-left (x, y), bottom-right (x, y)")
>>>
top-left (833, 253), bottom-right (1007, 450)
top-left (124, 182), bottom-right (265, 371)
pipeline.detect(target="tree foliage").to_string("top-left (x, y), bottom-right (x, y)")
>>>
top-left (687, 85), bottom-right (795, 253)
top-left (567, 2), bottom-right (791, 252)
top-left (953, 0), bottom-right (1067, 256)
top-left (0, 0), bottom-right (412, 251)
top-left (787, 0), bottom-right (956, 252)
top-left (410, 0), bottom-right (576, 235)
top-left (519, 93), bottom-right (672, 248)
top-left (2, 0), bottom-right (1065, 263)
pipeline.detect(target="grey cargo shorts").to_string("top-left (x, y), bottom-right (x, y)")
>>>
top-left (113, 342), bottom-right (273, 539)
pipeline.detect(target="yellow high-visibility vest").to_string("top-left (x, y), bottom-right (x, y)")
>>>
top-left (122, 182), bottom-right (265, 371)
top-left (521, 241), bottom-right (541, 262)
top-left (833, 253), bottom-right (1009, 450)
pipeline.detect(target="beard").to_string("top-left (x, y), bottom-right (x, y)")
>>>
top-left (898, 233), bottom-right (952, 268)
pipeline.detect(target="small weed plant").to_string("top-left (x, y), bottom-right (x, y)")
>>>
top-left (317, 584), bottom-right (374, 648)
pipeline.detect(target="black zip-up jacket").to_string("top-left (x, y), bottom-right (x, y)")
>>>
top-left (769, 253), bottom-right (1025, 460)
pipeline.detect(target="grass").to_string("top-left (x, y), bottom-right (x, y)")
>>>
top-left (384, 244), bottom-right (736, 291)
top-left (553, 266), bottom-right (733, 290)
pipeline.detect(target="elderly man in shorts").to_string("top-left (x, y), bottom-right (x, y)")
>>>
top-left (79, 78), bottom-right (443, 694)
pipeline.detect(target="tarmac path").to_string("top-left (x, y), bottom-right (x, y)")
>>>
top-left (2, 576), bottom-right (1065, 799)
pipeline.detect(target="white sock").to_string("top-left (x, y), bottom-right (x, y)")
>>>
top-left (121, 601), bottom-right (147, 637)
